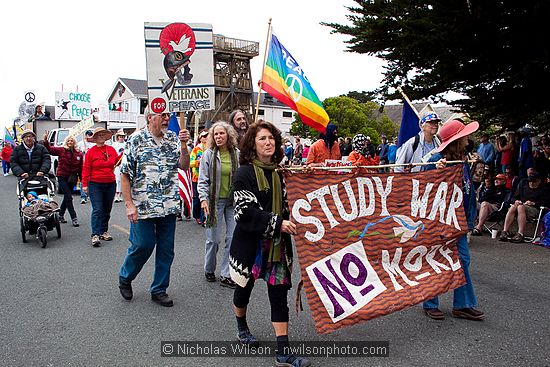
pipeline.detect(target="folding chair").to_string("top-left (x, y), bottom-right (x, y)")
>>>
top-left (525, 206), bottom-right (548, 243)
top-left (482, 202), bottom-right (509, 233)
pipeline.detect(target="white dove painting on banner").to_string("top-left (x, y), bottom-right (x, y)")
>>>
top-left (144, 22), bottom-right (215, 114)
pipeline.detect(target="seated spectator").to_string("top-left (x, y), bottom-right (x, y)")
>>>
top-left (499, 170), bottom-right (549, 243)
top-left (504, 166), bottom-right (520, 193)
top-left (472, 174), bottom-right (510, 235)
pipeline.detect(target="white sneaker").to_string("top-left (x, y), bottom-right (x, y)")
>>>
top-left (3, 173), bottom-right (7, 176)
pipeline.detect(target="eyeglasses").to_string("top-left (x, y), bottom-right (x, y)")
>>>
top-left (151, 112), bottom-right (170, 119)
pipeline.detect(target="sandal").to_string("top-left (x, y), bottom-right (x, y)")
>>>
top-left (472, 228), bottom-right (482, 236)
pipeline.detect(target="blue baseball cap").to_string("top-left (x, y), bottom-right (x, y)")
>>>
top-left (420, 113), bottom-right (441, 125)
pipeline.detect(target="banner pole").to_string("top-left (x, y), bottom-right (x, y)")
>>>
top-left (282, 160), bottom-right (476, 171)
top-left (254, 18), bottom-right (272, 123)
top-left (397, 86), bottom-right (420, 119)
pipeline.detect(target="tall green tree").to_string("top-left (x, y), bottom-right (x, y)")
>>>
top-left (289, 96), bottom-right (398, 145)
top-left (323, 1), bottom-right (550, 132)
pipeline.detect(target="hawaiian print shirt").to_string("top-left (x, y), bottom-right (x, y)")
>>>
top-left (121, 128), bottom-right (181, 219)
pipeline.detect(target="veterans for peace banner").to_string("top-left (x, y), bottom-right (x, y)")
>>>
top-left (144, 22), bottom-right (215, 114)
top-left (261, 33), bottom-right (329, 133)
top-left (284, 165), bottom-right (468, 334)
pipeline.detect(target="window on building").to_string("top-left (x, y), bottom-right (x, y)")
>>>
top-left (258, 109), bottom-right (264, 116)
top-left (282, 111), bottom-right (292, 118)
top-left (140, 99), bottom-right (148, 114)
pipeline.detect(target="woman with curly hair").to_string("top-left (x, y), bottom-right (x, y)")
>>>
top-left (229, 120), bottom-right (310, 367)
top-left (197, 121), bottom-right (239, 288)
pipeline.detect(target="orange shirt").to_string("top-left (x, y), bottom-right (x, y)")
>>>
top-left (348, 151), bottom-right (380, 173)
top-left (306, 139), bottom-right (342, 165)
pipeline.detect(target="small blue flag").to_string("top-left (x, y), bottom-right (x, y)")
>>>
top-left (167, 112), bottom-right (180, 134)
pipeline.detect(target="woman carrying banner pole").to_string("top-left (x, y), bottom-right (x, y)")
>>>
top-left (229, 121), bottom-right (311, 367)
top-left (422, 119), bottom-right (485, 321)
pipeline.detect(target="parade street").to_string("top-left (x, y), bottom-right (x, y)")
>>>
top-left (0, 174), bottom-right (549, 367)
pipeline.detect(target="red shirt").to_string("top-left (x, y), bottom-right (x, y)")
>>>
top-left (81, 145), bottom-right (120, 186)
top-left (1, 145), bottom-right (13, 162)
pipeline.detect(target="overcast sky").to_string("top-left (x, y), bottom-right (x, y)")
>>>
top-left (0, 0), bottom-right (386, 131)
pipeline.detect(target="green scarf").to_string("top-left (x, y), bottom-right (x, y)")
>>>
top-left (252, 159), bottom-right (282, 261)
top-left (206, 146), bottom-right (238, 228)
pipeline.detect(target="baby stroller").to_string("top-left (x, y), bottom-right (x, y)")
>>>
top-left (18, 176), bottom-right (61, 248)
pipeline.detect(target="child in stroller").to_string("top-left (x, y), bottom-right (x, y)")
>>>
top-left (19, 177), bottom-right (61, 247)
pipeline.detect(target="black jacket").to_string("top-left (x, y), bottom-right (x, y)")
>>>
top-left (10, 143), bottom-right (51, 176)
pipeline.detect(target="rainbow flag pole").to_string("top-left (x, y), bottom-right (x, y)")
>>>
top-left (254, 18), bottom-right (272, 123)
top-left (259, 25), bottom-right (330, 133)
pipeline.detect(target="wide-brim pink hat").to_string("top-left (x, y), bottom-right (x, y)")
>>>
top-left (435, 119), bottom-right (479, 152)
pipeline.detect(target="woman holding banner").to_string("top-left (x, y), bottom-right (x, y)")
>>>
top-left (229, 121), bottom-right (311, 367)
top-left (422, 119), bottom-right (485, 321)
top-left (348, 133), bottom-right (379, 170)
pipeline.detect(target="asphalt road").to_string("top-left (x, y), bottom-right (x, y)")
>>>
top-left (0, 174), bottom-right (549, 366)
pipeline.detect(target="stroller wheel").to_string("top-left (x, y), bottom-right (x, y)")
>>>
top-left (38, 226), bottom-right (47, 248)
top-left (55, 217), bottom-right (62, 239)
top-left (20, 217), bottom-right (27, 243)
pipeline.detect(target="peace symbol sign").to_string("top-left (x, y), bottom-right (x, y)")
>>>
top-left (25, 92), bottom-right (35, 103)
top-left (284, 74), bottom-right (303, 103)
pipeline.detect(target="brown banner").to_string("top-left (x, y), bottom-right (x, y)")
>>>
top-left (284, 165), bottom-right (468, 333)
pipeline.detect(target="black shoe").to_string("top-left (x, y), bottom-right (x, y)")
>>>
top-left (72, 218), bottom-right (79, 227)
top-left (119, 281), bottom-right (133, 301)
top-left (59, 215), bottom-right (67, 223)
top-left (151, 293), bottom-right (174, 307)
top-left (220, 276), bottom-right (236, 289)
top-left (275, 353), bottom-right (311, 367)
top-left (205, 272), bottom-right (216, 282)
top-left (237, 329), bottom-right (259, 347)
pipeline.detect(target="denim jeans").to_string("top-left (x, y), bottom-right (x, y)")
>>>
top-left (423, 235), bottom-right (477, 310)
top-left (192, 182), bottom-right (205, 223)
top-left (2, 161), bottom-right (10, 174)
top-left (57, 176), bottom-right (77, 220)
top-left (80, 181), bottom-right (88, 200)
top-left (119, 215), bottom-right (176, 295)
top-left (88, 181), bottom-right (116, 236)
top-left (205, 198), bottom-right (235, 278)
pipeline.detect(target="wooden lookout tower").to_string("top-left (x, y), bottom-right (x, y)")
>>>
top-left (198, 34), bottom-right (259, 126)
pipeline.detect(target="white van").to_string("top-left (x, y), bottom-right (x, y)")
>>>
top-left (46, 129), bottom-right (85, 175)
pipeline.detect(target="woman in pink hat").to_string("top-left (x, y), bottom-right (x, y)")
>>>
top-left (422, 119), bottom-right (485, 321)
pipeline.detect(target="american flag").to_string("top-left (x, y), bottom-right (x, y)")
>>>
top-left (168, 113), bottom-right (193, 214)
top-left (178, 168), bottom-right (193, 214)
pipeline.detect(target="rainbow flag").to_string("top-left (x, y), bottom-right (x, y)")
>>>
top-left (4, 128), bottom-right (15, 146)
top-left (261, 33), bottom-right (329, 133)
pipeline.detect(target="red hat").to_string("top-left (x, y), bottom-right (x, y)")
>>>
top-left (435, 120), bottom-right (479, 152)
top-left (495, 174), bottom-right (506, 180)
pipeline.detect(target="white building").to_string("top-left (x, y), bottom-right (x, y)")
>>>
top-left (101, 78), bottom-right (148, 132)
top-left (252, 92), bottom-right (295, 135)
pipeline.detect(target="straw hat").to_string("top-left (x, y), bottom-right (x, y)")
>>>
top-left (435, 120), bottom-right (479, 153)
top-left (91, 127), bottom-right (113, 142)
top-left (21, 129), bottom-right (36, 139)
top-left (115, 129), bottom-right (125, 137)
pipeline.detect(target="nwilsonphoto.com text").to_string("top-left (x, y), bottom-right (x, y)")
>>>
top-left (161, 341), bottom-right (389, 358)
